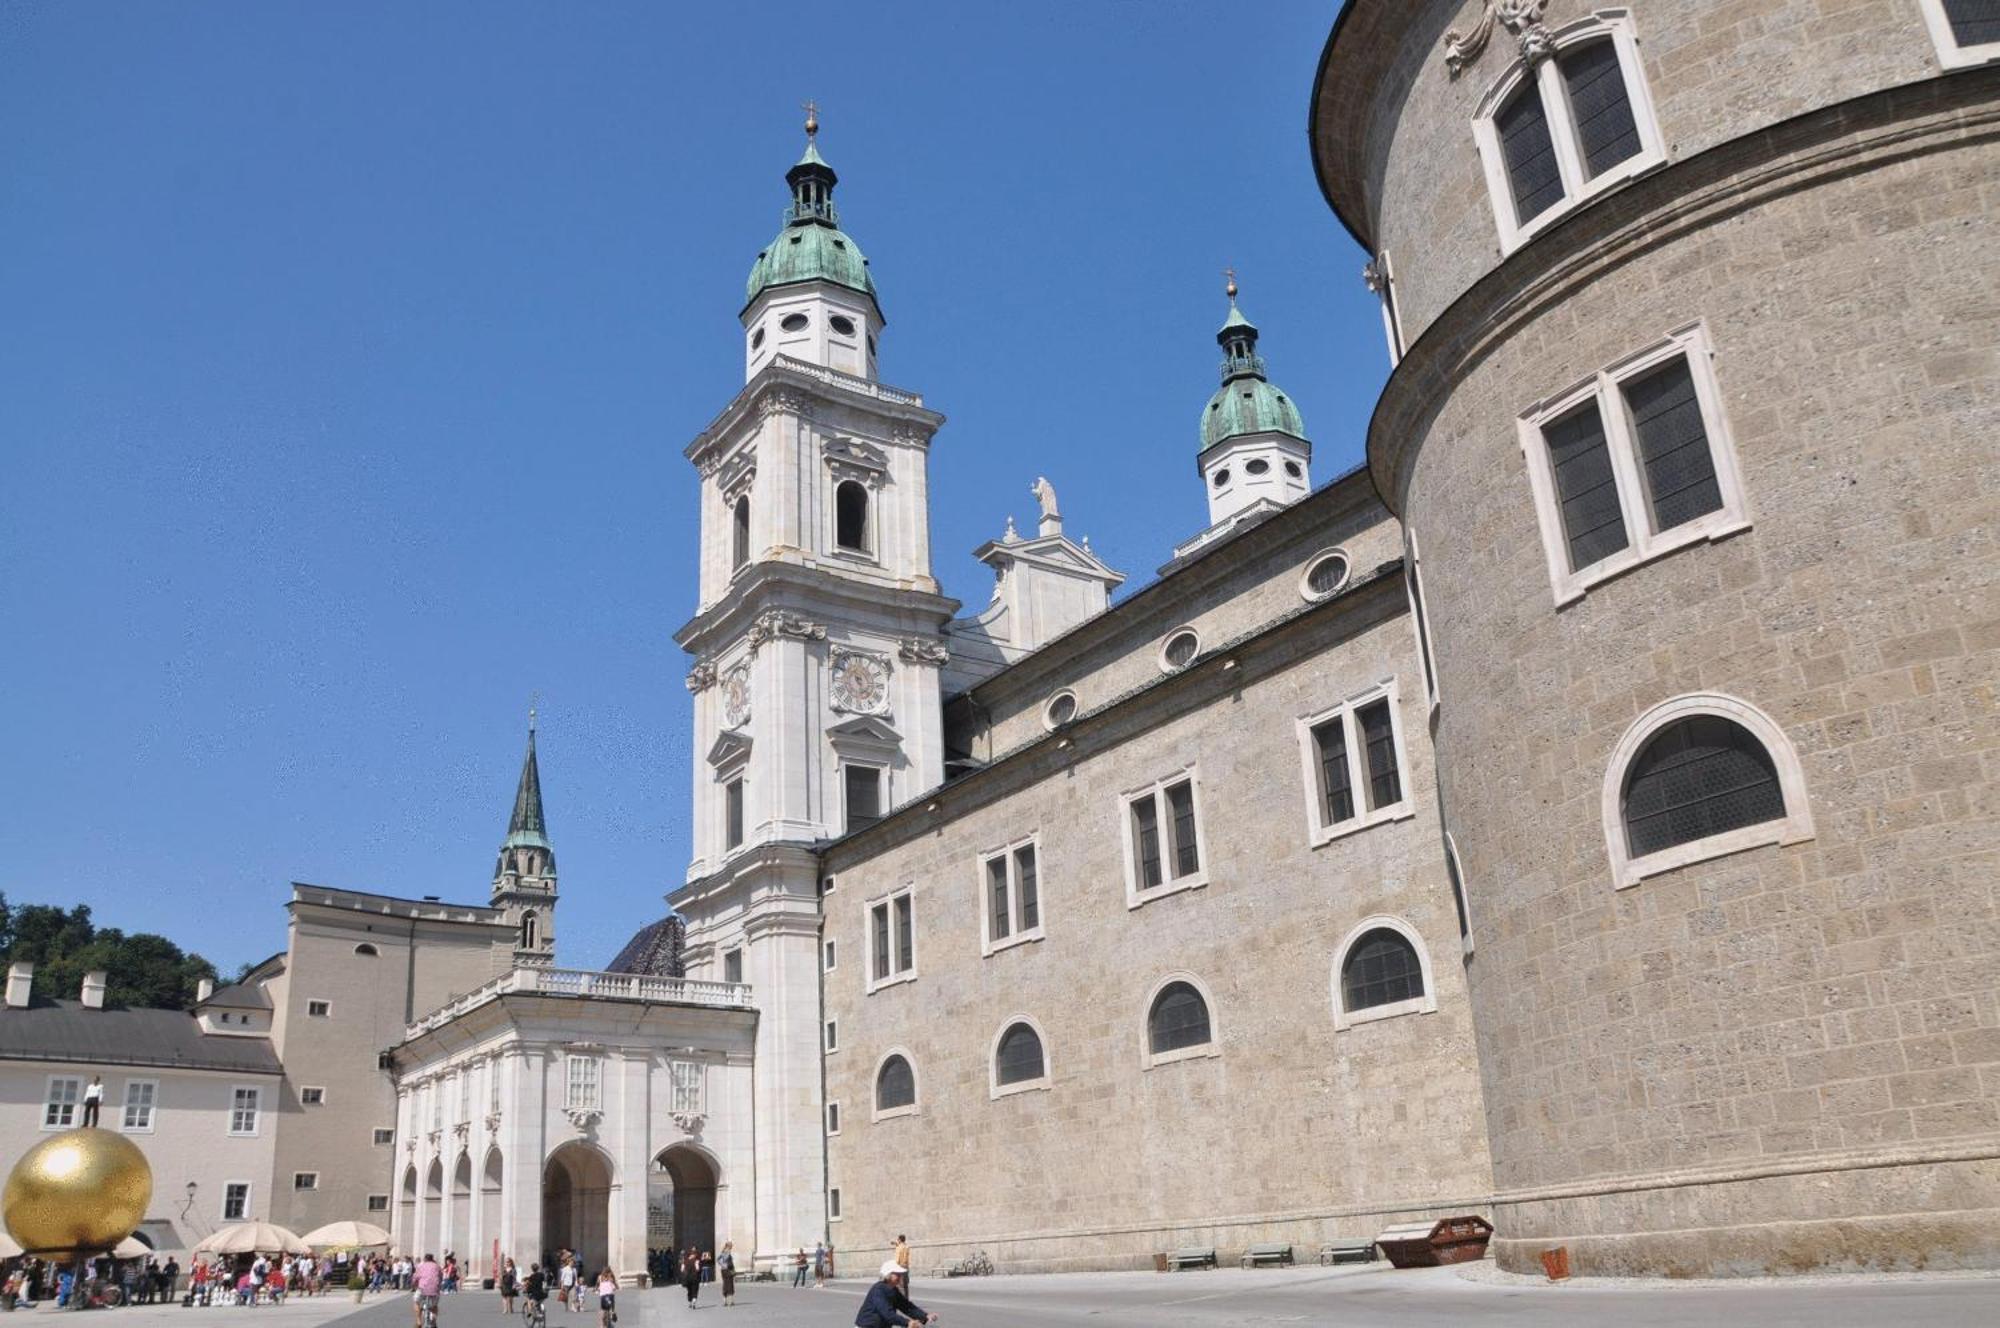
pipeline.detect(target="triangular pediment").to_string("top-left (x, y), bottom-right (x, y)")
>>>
top-left (824, 714), bottom-right (902, 753)
top-left (706, 731), bottom-right (753, 769)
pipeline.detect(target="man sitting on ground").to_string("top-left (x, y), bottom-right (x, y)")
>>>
top-left (853, 1261), bottom-right (935, 1328)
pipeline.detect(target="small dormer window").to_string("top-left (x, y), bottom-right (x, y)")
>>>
top-left (781, 313), bottom-right (809, 332)
top-left (830, 315), bottom-right (856, 336)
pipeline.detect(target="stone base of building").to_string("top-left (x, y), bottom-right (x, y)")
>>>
top-left (1491, 1149), bottom-right (2000, 1278)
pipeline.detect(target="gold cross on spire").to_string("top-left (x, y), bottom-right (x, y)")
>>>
top-left (1224, 266), bottom-right (1238, 300)
top-left (802, 99), bottom-right (819, 139)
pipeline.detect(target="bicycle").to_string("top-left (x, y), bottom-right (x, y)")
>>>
top-left (522, 1298), bottom-right (547, 1328)
top-left (419, 1294), bottom-right (441, 1328)
top-left (946, 1251), bottom-right (993, 1278)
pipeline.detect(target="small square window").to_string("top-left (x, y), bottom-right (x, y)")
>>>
top-left (301, 1086), bottom-right (326, 1106)
top-left (306, 1000), bottom-right (331, 1018)
top-left (373, 1127), bottom-right (395, 1146)
top-left (293, 1172), bottom-right (318, 1191)
top-left (366, 1194), bottom-right (390, 1213)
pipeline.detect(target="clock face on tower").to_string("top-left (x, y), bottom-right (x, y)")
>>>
top-left (721, 665), bottom-right (751, 729)
top-left (829, 649), bottom-right (890, 716)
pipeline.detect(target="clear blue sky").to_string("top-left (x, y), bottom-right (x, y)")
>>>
top-left (0, 2), bottom-right (1383, 975)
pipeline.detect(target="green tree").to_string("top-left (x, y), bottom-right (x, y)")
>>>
top-left (0, 892), bottom-right (219, 1011)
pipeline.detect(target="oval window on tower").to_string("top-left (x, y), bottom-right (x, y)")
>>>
top-left (751, 327), bottom-right (765, 350)
top-left (1246, 459), bottom-right (1270, 475)
top-left (781, 313), bottom-right (809, 332)
top-left (1212, 469), bottom-right (1231, 489)
top-left (830, 315), bottom-right (857, 337)
top-left (1284, 461), bottom-right (1303, 479)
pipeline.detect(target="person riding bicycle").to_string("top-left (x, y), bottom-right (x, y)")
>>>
top-left (521, 1264), bottom-right (548, 1328)
top-left (410, 1253), bottom-right (442, 1328)
top-left (853, 1260), bottom-right (936, 1328)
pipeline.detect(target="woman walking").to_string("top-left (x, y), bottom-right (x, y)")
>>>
top-left (499, 1259), bottom-right (517, 1315)
top-left (716, 1243), bottom-right (735, 1309)
top-left (594, 1269), bottom-right (615, 1328)
top-left (678, 1251), bottom-right (700, 1309)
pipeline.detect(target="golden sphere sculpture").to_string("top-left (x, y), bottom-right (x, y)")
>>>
top-left (3, 1128), bottom-right (152, 1258)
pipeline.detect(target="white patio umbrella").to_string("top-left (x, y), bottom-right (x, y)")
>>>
top-left (299, 1221), bottom-right (392, 1251)
top-left (111, 1237), bottom-right (152, 1259)
top-left (191, 1222), bottom-right (310, 1256)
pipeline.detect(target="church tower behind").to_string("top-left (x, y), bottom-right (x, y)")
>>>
top-left (491, 718), bottom-right (558, 966)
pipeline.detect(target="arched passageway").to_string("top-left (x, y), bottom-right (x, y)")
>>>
top-left (651, 1145), bottom-right (719, 1263)
top-left (542, 1142), bottom-right (613, 1271)
top-left (480, 1148), bottom-right (503, 1274)
top-left (449, 1152), bottom-right (472, 1260)
top-left (421, 1158), bottom-right (444, 1258)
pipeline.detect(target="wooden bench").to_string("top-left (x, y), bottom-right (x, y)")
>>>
top-left (1166, 1248), bottom-right (1216, 1271)
top-left (1240, 1243), bottom-right (1294, 1268)
top-left (1318, 1239), bottom-right (1377, 1265)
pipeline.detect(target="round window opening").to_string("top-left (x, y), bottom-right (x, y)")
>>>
top-left (1162, 629), bottom-right (1200, 671)
top-left (1284, 461), bottom-right (1302, 479)
top-left (1212, 469), bottom-right (1231, 489)
top-left (830, 315), bottom-right (857, 336)
top-left (1043, 692), bottom-right (1078, 729)
top-left (1245, 458), bottom-right (1270, 476)
top-left (1302, 550), bottom-right (1350, 601)
top-left (751, 327), bottom-right (766, 349)
top-left (781, 313), bottom-right (809, 332)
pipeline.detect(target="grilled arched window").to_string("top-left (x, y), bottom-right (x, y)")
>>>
top-left (835, 481), bottom-right (869, 552)
top-left (875, 1054), bottom-right (916, 1112)
top-left (1146, 981), bottom-right (1212, 1056)
top-left (994, 1022), bottom-right (1045, 1087)
top-left (1340, 929), bottom-right (1425, 1013)
top-left (1621, 715), bottom-right (1784, 858)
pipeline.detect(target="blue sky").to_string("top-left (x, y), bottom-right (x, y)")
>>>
top-left (0, 2), bottom-right (1384, 975)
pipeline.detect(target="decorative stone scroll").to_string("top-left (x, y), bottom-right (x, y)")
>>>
top-left (898, 637), bottom-right (949, 667)
top-left (483, 1111), bottom-right (502, 1135)
top-left (1443, 0), bottom-right (1550, 76)
top-left (824, 435), bottom-right (891, 488)
top-left (562, 1106), bottom-right (601, 1133)
top-left (671, 1112), bottom-right (706, 1136)
top-left (746, 610), bottom-right (827, 654)
top-left (685, 661), bottom-right (717, 694)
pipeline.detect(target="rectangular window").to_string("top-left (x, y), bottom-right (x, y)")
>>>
top-left (866, 888), bottom-right (917, 991)
top-left (844, 765), bottom-right (883, 833)
top-left (456, 1073), bottom-right (469, 1116)
top-left (1014, 845), bottom-right (1039, 931)
top-left (829, 1187), bottom-right (842, 1220)
top-left (44, 1077), bottom-right (80, 1130)
top-left (724, 778), bottom-right (744, 850)
top-left (301, 1086), bottom-right (326, 1106)
top-left (306, 999), bottom-right (331, 1017)
top-left (293, 1172), bottom-right (318, 1191)
top-left (722, 948), bottom-right (743, 985)
top-left (229, 1086), bottom-right (261, 1136)
top-left (1496, 83), bottom-right (1562, 224)
top-left (1520, 325), bottom-right (1749, 604)
top-left (223, 1183), bottom-right (250, 1222)
top-left (1300, 682), bottom-right (1415, 844)
top-left (564, 1056), bottom-right (600, 1111)
top-left (1559, 37), bottom-right (1640, 177)
top-left (980, 838), bottom-right (1045, 954)
top-left (823, 940), bottom-right (837, 972)
top-left (825, 1020), bottom-right (838, 1052)
top-left (373, 1128), bottom-right (395, 1146)
top-left (1124, 772), bottom-right (1206, 906)
top-left (987, 856), bottom-right (1012, 942)
top-left (826, 1101), bottom-right (840, 1135)
top-left (366, 1194), bottom-right (390, 1213)
top-left (1921, 0), bottom-right (2000, 67)
top-left (670, 1060), bottom-right (704, 1115)
top-left (120, 1079), bottom-right (158, 1132)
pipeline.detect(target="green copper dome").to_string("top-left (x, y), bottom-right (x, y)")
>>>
top-left (1200, 298), bottom-right (1306, 452)
top-left (744, 136), bottom-right (879, 310)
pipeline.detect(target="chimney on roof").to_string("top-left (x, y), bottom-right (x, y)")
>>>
top-left (5, 963), bottom-right (32, 1010)
top-left (81, 971), bottom-right (108, 1010)
top-left (196, 978), bottom-right (215, 1003)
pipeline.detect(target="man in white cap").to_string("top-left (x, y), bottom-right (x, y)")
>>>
top-left (851, 1260), bottom-right (935, 1327)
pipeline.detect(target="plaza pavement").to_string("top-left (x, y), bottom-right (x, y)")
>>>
top-left (53, 1266), bottom-right (2000, 1328)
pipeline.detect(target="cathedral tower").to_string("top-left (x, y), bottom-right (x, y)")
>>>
top-left (490, 717), bottom-right (558, 966)
top-left (672, 111), bottom-right (956, 1266)
top-left (1198, 274), bottom-right (1311, 529)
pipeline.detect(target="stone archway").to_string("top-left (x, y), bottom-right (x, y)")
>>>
top-left (480, 1148), bottom-right (503, 1275)
top-left (399, 1165), bottom-right (418, 1255)
top-left (652, 1145), bottom-right (719, 1262)
top-left (421, 1158), bottom-right (444, 1258)
top-left (449, 1152), bottom-right (472, 1262)
top-left (542, 1141), bottom-right (612, 1271)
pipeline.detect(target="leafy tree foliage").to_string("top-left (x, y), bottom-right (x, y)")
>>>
top-left (0, 894), bottom-right (219, 1011)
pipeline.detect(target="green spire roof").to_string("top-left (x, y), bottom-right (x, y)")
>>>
top-left (1200, 292), bottom-right (1307, 452)
top-left (503, 726), bottom-right (549, 851)
top-left (744, 130), bottom-right (879, 311)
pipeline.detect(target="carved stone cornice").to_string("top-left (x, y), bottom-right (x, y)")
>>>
top-left (898, 637), bottom-right (949, 667)
top-left (451, 1121), bottom-right (469, 1142)
top-left (562, 1106), bottom-right (601, 1133)
top-left (686, 661), bottom-right (717, 694)
top-left (1443, 0), bottom-right (1549, 76)
top-left (671, 1112), bottom-right (706, 1136)
top-left (483, 1111), bottom-right (502, 1135)
top-left (746, 610), bottom-right (826, 655)
top-left (759, 389), bottom-right (808, 420)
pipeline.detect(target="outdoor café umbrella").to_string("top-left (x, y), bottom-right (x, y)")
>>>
top-left (299, 1221), bottom-right (391, 1252)
top-left (111, 1237), bottom-right (151, 1259)
top-left (191, 1222), bottom-right (310, 1256)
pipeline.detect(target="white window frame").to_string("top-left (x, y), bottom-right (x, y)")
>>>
top-left (863, 885), bottom-right (918, 994)
top-left (306, 999), bottom-right (331, 1017)
top-left (1331, 915), bottom-right (1439, 1031)
top-left (1472, 8), bottom-right (1666, 253)
top-left (825, 1100), bottom-right (841, 1136)
top-left (117, 1078), bottom-right (159, 1133)
top-left (988, 1014), bottom-right (1053, 1099)
top-left (221, 1181), bottom-right (252, 1222)
top-left (42, 1075), bottom-right (81, 1130)
top-left (1298, 546), bottom-right (1353, 603)
top-left (1404, 529), bottom-right (1441, 711)
top-left (366, 1194), bottom-right (390, 1213)
top-left (293, 1172), bottom-right (319, 1192)
top-left (828, 1186), bottom-right (842, 1221)
top-left (1602, 692), bottom-right (1815, 890)
top-left (870, 1047), bottom-right (920, 1122)
top-left (669, 1059), bottom-right (704, 1115)
top-left (1157, 626), bottom-right (1203, 674)
top-left (228, 1085), bottom-right (262, 1137)
top-left (1297, 679), bottom-right (1416, 847)
top-left (825, 1019), bottom-right (840, 1054)
top-left (1364, 251), bottom-right (1406, 365)
top-left (300, 1085), bottom-right (327, 1106)
top-left (1518, 322), bottom-right (1750, 606)
top-left (1041, 689), bottom-right (1080, 731)
top-left (373, 1127), bottom-right (396, 1146)
top-left (977, 834), bottom-right (1046, 956)
top-left (1140, 971), bottom-right (1222, 1070)
top-left (1919, 0), bottom-right (2000, 68)
top-left (1121, 766), bottom-right (1210, 909)
top-left (823, 939), bottom-right (838, 972)
top-left (564, 1055), bottom-right (601, 1112)
top-left (1445, 831), bottom-right (1476, 957)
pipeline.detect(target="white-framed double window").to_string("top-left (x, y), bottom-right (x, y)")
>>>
top-left (228, 1086), bottom-right (262, 1137)
top-left (372, 1127), bottom-right (396, 1146)
top-left (222, 1182), bottom-right (251, 1222)
top-left (366, 1194), bottom-right (390, 1213)
top-left (865, 887), bottom-right (917, 993)
top-left (300, 1086), bottom-right (326, 1107)
top-left (1298, 680), bottom-right (1414, 846)
top-left (564, 1055), bottom-right (601, 1112)
top-left (42, 1075), bottom-right (82, 1130)
top-left (978, 836), bottom-right (1044, 955)
top-left (120, 1079), bottom-right (159, 1132)
top-left (306, 999), bottom-right (331, 1017)
top-left (1920, 0), bottom-right (2000, 67)
top-left (1472, 9), bottom-right (1665, 253)
top-left (1122, 768), bottom-right (1207, 908)
top-left (669, 1059), bottom-right (704, 1115)
top-left (1519, 322), bottom-right (1749, 605)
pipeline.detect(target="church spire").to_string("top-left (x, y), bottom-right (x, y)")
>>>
top-left (503, 715), bottom-right (549, 850)
top-left (492, 710), bottom-right (558, 966)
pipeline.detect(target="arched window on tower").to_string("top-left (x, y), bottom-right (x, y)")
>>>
top-left (835, 481), bottom-right (869, 553)
top-left (732, 495), bottom-right (750, 571)
top-left (521, 911), bottom-right (538, 951)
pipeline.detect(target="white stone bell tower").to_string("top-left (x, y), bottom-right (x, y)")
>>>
top-left (670, 111), bottom-right (956, 1271)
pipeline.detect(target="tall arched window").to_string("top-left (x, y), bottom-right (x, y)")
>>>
top-left (993, 1021), bottom-right (1046, 1089)
top-left (520, 911), bottom-right (538, 951)
top-left (1603, 694), bottom-right (1814, 888)
top-left (835, 481), bottom-right (869, 552)
top-left (1332, 917), bottom-right (1437, 1030)
top-left (1146, 980), bottom-right (1212, 1058)
top-left (874, 1053), bottom-right (916, 1116)
top-left (732, 495), bottom-right (750, 570)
